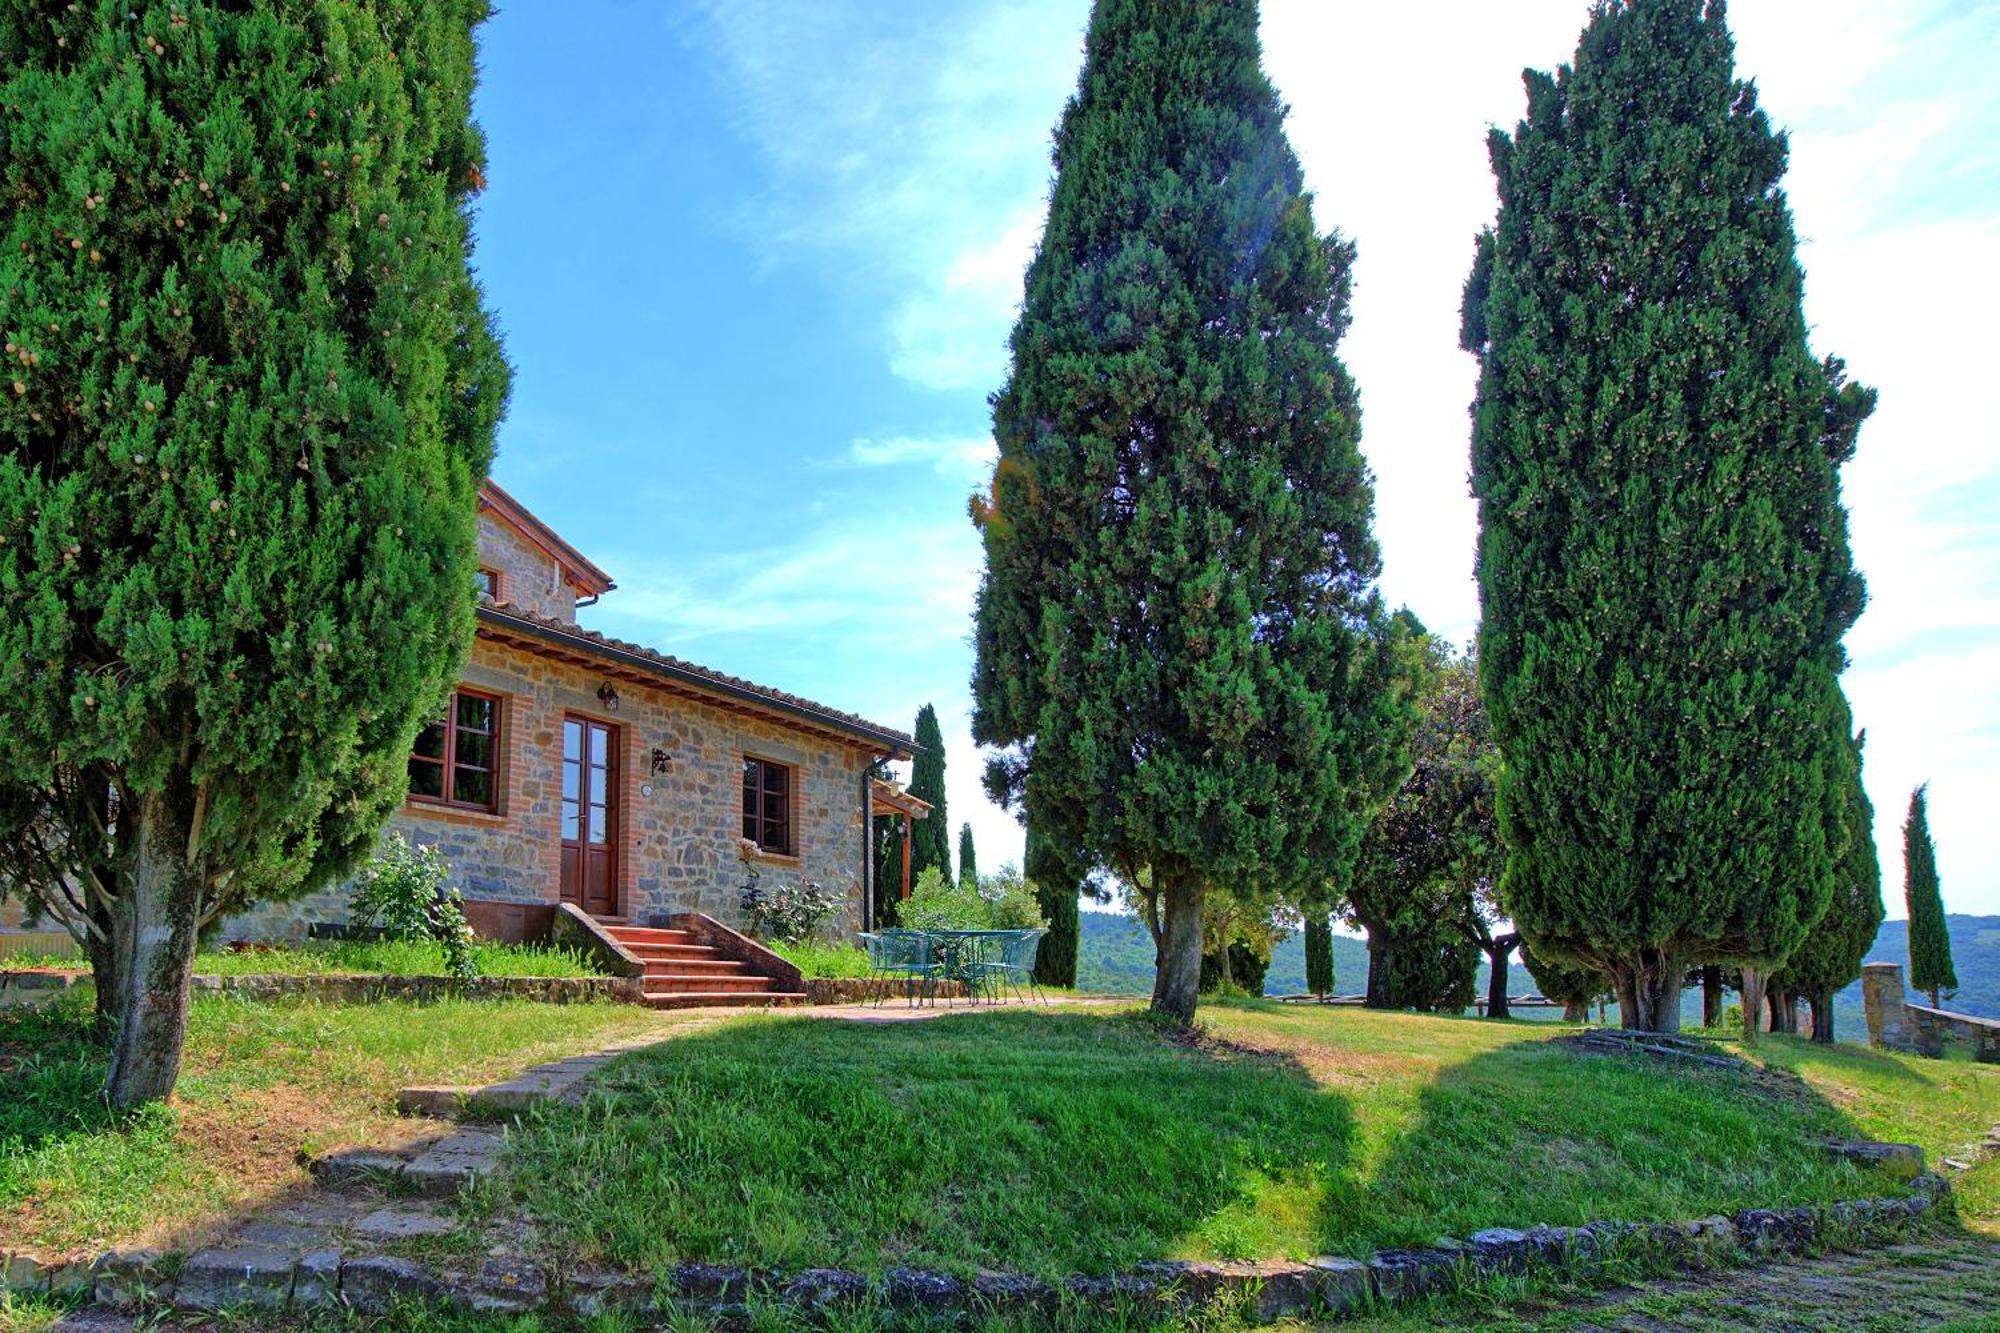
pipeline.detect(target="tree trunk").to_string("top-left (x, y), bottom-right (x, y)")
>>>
top-left (101, 788), bottom-right (205, 1108)
top-left (84, 903), bottom-right (125, 1033)
top-left (1216, 931), bottom-right (1234, 992)
top-left (1775, 989), bottom-right (1800, 1034)
top-left (1808, 987), bottom-right (1835, 1044)
top-left (1364, 929), bottom-right (1394, 1009)
top-left (1562, 998), bottom-right (1590, 1022)
top-left (1740, 966), bottom-right (1766, 1048)
top-left (1485, 933), bottom-right (1518, 1020)
top-left (1612, 949), bottom-right (1681, 1032)
top-left (1149, 872), bottom-right (1204, 1026)
top-left (1700, 965), bottom-right (1722, 1028)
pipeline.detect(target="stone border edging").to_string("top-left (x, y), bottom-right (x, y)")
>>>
top-left (7, 1159), bottom-right (1953, 1325)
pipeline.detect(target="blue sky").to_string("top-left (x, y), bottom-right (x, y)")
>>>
top-left (467, 2), bottom-right (2000, 918)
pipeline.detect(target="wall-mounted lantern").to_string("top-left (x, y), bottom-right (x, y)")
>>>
top-left (650, 747), bottom-right (672, 775)
top-left (596, 681), bottom-right (621, 711)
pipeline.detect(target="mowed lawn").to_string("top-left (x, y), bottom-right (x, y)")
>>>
top-left (0, 991), bottom-right (680, 1257)
top-left (505, 1001), bottom-right (2000, 1279)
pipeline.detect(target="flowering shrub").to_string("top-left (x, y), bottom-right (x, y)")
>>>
top-left (736, 854), bottom-right (840, 943)
top-left (349, 834), bottom-right (477, 980)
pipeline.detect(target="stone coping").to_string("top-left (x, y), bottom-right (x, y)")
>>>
top-left (7, 1162), bottom-right (1953, 1325)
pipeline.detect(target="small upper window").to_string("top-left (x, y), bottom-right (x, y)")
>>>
top-left (476, 568), bottom-right (500, 601)
top-left (740, 757), bottom-right (793, 856)
top-left (410, 689), bottom-right (501, 811)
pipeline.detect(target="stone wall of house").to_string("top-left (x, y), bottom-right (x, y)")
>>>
top-left (224, 635), bottom-right (876, 944)
top-left (478, 510), bottom-right (577, 622)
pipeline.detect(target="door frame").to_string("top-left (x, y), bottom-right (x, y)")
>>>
top-left (559, 711), bottom-right (622, 918)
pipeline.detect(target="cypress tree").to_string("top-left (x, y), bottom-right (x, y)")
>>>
top-left (907, 703), bottom-right (951, 883)
top-left (1522, 945), bottom-right (1611, 1024)
top-left (1461, 0), bottom-right (1873, 1030)
top-left (1304, 916), bottom-right (1335, 998)
top-left (1770, 724), bottom-right (1884, 1042)
top-left (1025, 822), bottom-right (1082, 988)
top-left (957, 822), bottom-right (978, 890)
top-left (971, 0), bottom-right (1404, 1024)
top-left (0, 1), bottom-right (507, 1105)
top-left (1903, 784), bottom-right (1955, 1007)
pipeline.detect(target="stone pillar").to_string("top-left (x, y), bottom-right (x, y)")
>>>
top-left (1861, 962), bottom-right (1915, 1053)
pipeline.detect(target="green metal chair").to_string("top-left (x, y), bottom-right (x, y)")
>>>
top-left (859, 929), bottom-right (939, 1007)
top-left (973, 928), bottom-right (1049, 1004)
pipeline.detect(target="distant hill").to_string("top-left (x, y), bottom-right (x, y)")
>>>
top-left (1076, 910), bottom-right (2000, 1038)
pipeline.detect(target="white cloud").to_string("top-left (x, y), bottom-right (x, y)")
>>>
top-left (842, 434), bottom-right (998, 476)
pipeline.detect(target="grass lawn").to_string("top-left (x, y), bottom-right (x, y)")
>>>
top-left (1, 939), bottom-right (607, 979)
top-left (0, 989), bottom-right (681, 1258)
top-left (768, 940), bottom-right (873, 978)
top-left (505, 1000), bottom-right (2000, 1280)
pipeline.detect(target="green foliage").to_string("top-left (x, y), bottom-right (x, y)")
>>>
top-left (1462, 0), bottom-right (1871, 1025)
top-left (1025, 823), bottom-right (1083, 987)
top-left (1381, 916), bottom-right (1481, 1013)
top-left (1904, 784), bottom-right (1957, 1004)
top-left (1771, 725), bottom-right (1886, 1022)
top-left (1199, 938), bottom-right (1272, 996)
top-left (971, 0), bottom-right (1403, 1023)
top-left (908, 705), bottom-right (951, 884)
top-left (1303, 916), bottom-right (1335, 997)
top-left (0, 0), bottom-right (508, 1096)
top-left (349, 835), bottom-right (475, 981)
top-left (956, 822), bottom-right (978, 890)
top-left (191, 938), bottom-right (600, 978)
top-left (768, 940), bottom-right (872, 980)
top-left (899, 864), bottom-right (1045, 933)
top-left (737, 861), bottom-right (840, 944)
top-left (1521, 943), bottom-right (1613, 1018)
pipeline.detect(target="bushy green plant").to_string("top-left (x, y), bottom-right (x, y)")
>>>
top-left (980, 864), bottom-right (1048, 931)
top-left (349, 835), bottom-right (476, 980)
top-left (769, 941), bottom-right (872, 979)
top-left (737, 857), bottom-right (840, 943)
top-left (900, 865), bottom-right (1048, 933)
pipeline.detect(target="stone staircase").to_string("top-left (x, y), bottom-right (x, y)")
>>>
top-left (602, 923), bottom-right (806, 1010)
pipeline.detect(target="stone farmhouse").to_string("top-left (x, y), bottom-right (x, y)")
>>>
top-left (224, 482), bottom-right (927, 1004)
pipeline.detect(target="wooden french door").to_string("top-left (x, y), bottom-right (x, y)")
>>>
top-left (560, 715), bottom-right (619, 917)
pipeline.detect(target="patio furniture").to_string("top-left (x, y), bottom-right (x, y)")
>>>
top-left (923, 928), bottom-right (1048, 1005)
top-left (976, 928), bottom-right (1050, 1004)
top-left (858, 929), bottom-right (941, 1007)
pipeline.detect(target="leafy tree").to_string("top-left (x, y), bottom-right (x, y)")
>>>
top-left (908, 704), bottom-right (951, 884)
top-left (1383, 917), bottom-right (1481, 1013)
top-left (1904, 784), bottom-right (1955, 1007)
top-left (0, 0), bottom-right (507, 1104)
top-left (1770, 725), bottom-right (1884, 1042)
top-left (1522, 945), bottom-right (1611, 1024)
top-left (957, 822), bottom-right (978, 891)
top-left (1199, 881), bottom-right (1285, 995)
top-left (1461, 0), bottom-right (1872, 1030)
top-left (1303, 916), bottom-right (1335, 997)
top-left (1025, 822), bottom-right (1087, 988)
top-left (970, 0), bottom-right (1404, 1024)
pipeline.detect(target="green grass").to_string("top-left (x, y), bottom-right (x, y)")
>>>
top-left (1, 939), bottom-right (608, 978)
top-left (768, 939), bottom-right (872, 979)
top-left (0, 988), bottom-right (682, 1257)
top-left (505, 1001), bottom-right (2000, 1280)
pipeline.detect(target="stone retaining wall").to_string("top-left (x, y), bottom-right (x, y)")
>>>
top-left (803, 976), bottom-right (970, 1004)
top-left (190, 974), bottom-right (644, 1005)
top-left (0, 969), bottom-right (81, 1009)
top-left (1862, 962), bottom-right (2000, 1063)
top-left (6, 1171), bottom-right (1952, 1325)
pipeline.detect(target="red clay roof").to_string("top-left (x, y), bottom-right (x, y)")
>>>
top-left (478, 480), bottom-right (616, 596)
top-left (476, 603), bottom-right (916, 756)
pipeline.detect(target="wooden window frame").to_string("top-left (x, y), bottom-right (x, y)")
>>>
top-left (409, 688), bottom-right (503, 813)
top-left (476, 567), bottom-right (501, 601)
top-left (740, 754), bottom-right (797, 857)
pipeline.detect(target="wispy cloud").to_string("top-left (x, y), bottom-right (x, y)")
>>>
top-left (683, 0), bottom-right (1084, 393)
top-left (839, 434), bottom-right (998, 476)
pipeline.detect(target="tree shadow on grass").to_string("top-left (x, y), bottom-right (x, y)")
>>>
top-left (503, 1007), bottom-right (1356, 1280)
top-left (1324, 1032), bottom-right (1901, 1258)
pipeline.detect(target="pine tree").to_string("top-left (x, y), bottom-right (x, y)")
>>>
top-left (957, 822), bottom-right (978, 890)
top-left (1770, 724), bottom-right (1885, 1042)
top-left (1304, 917), bottom-right (1335, 998)
top-left (908, 704), bottom-right (951, 884)
top-left (1903, 784), bottom-right (1955, 1007)
top-left (1461, 0), bottom-right (1873, 1031)
top-left (971, 0), bottom-right (1404, 1025)
top-left (1025, 822), bottom-right (1082, 988)
top-left (0, 1), bottom-right (507, 1105)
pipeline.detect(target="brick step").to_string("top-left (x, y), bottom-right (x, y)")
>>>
top-left (644, 974), bottom-right (778, 994)
top-left (639, 957), bottom-right (746, 977)
top-left (619, 941), bottom-right (721, 960)
top-left (604, 926), bottom-right (695, 946)
top-left (640, 991), bottom-right (809, 1010)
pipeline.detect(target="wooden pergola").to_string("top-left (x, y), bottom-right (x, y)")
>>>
top-left (869, 779), bottom-right (932, 901)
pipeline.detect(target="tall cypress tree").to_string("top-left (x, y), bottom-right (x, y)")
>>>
top-left (957, 822), bottom-right (978, 890)
top-left (0, 1), bottom-right (507, 1104)
top-left (1461, 0), bottom-right (1873, 1030)
top-left (1303, 917), bottom-right (1335, 998)
top-left (1025, 822), bottom-right (1082, 988)
top-left (1770, 723), bottom-right (1884, 1042)
top-left (971, 0), bottom-right (1404, 1024)
top-left (907, 704), bottom-right (951, 884)
top-left (1903, 784), bottom-right (1955, 1007)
